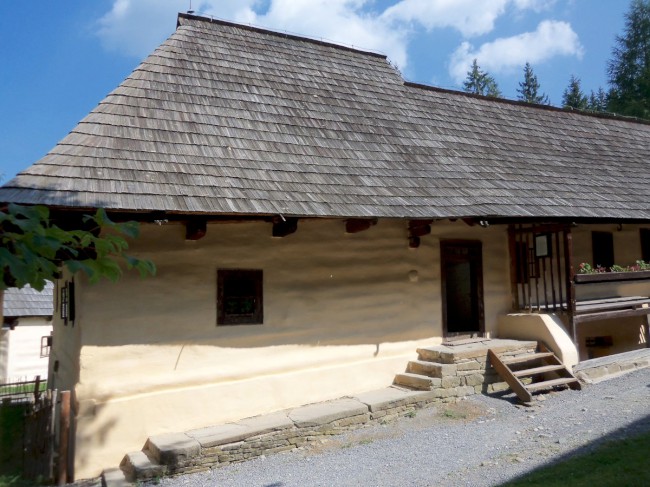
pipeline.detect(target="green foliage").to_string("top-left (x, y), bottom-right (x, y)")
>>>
top-left (579, 260), bottom-right (650, 274)
top-left (607, 0), bottom-right (650, 118)
top-left (587, 87), bottom-right (609, 112)
top-left (463, 59), bottom-right (501, 98)
top-left (0, 204), bottom-right (156, 291)
top-left (562, 75), bottom-right (588, 110)
top-left (517, 63), bottom-right (550, 105)
top-left (503, 430), bottom-right (650, 486)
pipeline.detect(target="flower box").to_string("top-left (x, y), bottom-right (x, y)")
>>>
top-left (575, 270), bottom-right (650, 284)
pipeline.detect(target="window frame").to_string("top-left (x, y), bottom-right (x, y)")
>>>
top-left (591, 231), bottom-right (614, 269)
top-left (641, 228), bottom-right (650, 262)
top-left (217, 269), bottom-right (263, 325)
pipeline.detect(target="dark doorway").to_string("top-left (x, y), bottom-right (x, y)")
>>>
top-left (441, 240), bottom-right (484, 338)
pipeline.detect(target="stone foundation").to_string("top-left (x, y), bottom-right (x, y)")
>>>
top-left (116, 387), bottom-right (442, 483)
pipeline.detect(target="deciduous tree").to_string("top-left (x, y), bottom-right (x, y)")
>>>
top-left (1, 204), bottom-right (156, 292)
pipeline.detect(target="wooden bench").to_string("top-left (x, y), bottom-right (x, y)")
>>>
top-left (574, 296), bottom-right (650, 324)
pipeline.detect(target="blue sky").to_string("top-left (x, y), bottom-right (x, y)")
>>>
top-left (0, 0), bottom-right (630, 181)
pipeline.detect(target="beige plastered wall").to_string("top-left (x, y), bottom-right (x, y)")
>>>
top-left (3, 317), bottom-right (52, 382)
top-left (571, 224), bottom-right (650, 359)
top-left (55, 218), bottom-right (512, 479)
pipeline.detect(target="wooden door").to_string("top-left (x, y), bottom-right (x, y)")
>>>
top-left (441, 240), bottom-right (485, 338)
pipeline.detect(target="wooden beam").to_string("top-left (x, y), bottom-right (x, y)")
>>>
top-left (272, 217), bottom-right (298, 237)
top-left (345, 218), bottom-right (377, 234)
top-left (185, 219), bottom-right (207, 240)
top-left (408, 220), bottom-right (432, 237)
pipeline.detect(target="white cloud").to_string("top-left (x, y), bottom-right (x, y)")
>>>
top-left (512, 0), bottom-right (557, 12)
top-left (449, 20), bottom-right (583, 83)
top-left (238, 0), bottom-right (409, 68)
top-left (381, 0), bottom-right (509, 37)
top-left (96, 0), bottom-right (260, 58)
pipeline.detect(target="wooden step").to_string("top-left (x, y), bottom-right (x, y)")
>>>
top-left (512, 364), bottom-right (565, 377)
top-left (526, 377), bottom-right (580, 392)
top-left (501, 352), bottom-right (554, 365)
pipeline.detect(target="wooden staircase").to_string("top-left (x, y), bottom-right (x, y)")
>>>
top-left (488, 342), bottom-right (581, 403)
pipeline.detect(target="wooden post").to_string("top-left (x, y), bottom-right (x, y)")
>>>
top-left (33, 375), bottom-right (41, 403)
top-left (563, 229), bottom-right (577, 344)
top-left (507, 225), bottom-right (520, 311)
top-left (58, 391), bottom-right (71, 486)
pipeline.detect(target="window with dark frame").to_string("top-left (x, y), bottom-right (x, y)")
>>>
top-left (592, 231), bottom-right (614, 269)
top-left (641, 229), bottom-right (650, 262)
top-left (60, 281), bottom-right (76, 326)
top-left (217, 269), bottom-right (263, 325)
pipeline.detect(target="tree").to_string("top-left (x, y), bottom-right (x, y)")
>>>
top-left (607, 0), bottom-right (650, 118)
top-left (562, 75), bottom-right (588, 110)
top-left (516, 63), bottom-right (550, 105)
top-left (588, 87), bottom-right (609, 112)
top-left (1, 204), bottom-right (156, 292)
top-left (462, 59), bottom-right (501, 98)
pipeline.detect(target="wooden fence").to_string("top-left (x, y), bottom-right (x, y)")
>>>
top-left (0, 377), bottom-right (73, 484)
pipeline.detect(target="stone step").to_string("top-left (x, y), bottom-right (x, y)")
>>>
top-left (102, 467), bottom-right (132, 487)
top-left (393, 372), bottom-right (436, 391)
top-left (120, 450), bottom-right (165, 482)
top-left (145, 432), bottom-right (201, 467)
top-left (406, 360), bottom-right (457, 378)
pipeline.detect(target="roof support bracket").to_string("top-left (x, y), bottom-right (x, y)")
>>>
top-left (345, 218), bottom-right (377, 234)
top-left (185, 218), bottom-right (207, 240)
top-left (272, 217), bottom-right (298, 237)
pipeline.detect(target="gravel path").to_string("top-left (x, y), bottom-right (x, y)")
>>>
top-left (148, 369), bottom-right (650, 487)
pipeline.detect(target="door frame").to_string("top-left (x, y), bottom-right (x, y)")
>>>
top-left (440, 239), bottom-right (485, 339)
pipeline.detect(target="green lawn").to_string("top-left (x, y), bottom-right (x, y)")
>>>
top-left (502, 430), bottom-right (650, 487)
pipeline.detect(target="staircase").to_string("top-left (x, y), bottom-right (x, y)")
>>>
top-left (488, 342), bottom-right (581, 403)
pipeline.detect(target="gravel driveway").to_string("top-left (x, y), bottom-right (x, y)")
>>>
top-left (147, 368), bottom-right (650, 487)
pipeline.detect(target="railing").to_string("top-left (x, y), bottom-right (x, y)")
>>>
top-left (0, 375), bottom-right (44, 403)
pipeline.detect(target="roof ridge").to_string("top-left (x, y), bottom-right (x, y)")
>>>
top-left (403, 81), bottom-right (650, 126)
top-left (176, 12), bottom-right (388, 60)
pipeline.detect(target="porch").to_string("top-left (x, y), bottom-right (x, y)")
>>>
top-left (508, 223), bottom-right (650, 360)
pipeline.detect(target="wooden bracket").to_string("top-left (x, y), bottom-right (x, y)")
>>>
top-left (272, 217), bottom-right (298, 237)
top-left (408, 220), bottom-right (432, 248)
top-left (345, 218), bottom-right (378, 234)
top-left (185, 219), bottom-right (207, 240)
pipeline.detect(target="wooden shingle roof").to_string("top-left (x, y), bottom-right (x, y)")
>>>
top-left (1, 13), bottom-right (650, 221)
top-left (3, 282), bottom-right (53, 318)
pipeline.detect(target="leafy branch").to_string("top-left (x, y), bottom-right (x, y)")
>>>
top-left (1, 204), bottom-right (156, 291)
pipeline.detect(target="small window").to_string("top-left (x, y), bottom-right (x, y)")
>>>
top-left (641, 229), bottom-right (650, 262)
top-left (60, 281), bottom-right (76, 326)
top-left (217, 269), bottom-right (263, 325)
top-left (40, 335), bottom-right (52, 358)
top-left (592, 232), bottom-right (614, 269)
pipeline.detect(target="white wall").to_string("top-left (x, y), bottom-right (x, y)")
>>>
top-left (46, 218), bottom-right (512, 478)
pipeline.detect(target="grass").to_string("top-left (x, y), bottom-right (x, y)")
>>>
top-left (502, 430), bottom-right (650, 486)
top-left (0, 381), bottom-right (46, 397)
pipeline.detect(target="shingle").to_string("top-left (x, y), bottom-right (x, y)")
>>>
top-left (3, 282), bottom-right (54, 318)
top-left (1, 14), bottom-right (649, 220)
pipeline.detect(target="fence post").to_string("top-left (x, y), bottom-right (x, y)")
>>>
top-left (33, 375), bottom-right (41, 402)
top-left (57, 391), bottom-right (70, 486)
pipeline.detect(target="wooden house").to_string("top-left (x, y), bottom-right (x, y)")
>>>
top-left (1, 13), bottom-right (649, 479)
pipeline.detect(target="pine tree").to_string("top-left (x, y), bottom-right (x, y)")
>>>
top-left (517, 62), bottom-right (550, 105)
top-left (587, 87), bottom-right (609, 112)
top-left (607, 0), bottom-right (650, 118)
top-left (562, 75), bottom-right (588, 110)
top-left (462, 59), bottom-right (501, 98)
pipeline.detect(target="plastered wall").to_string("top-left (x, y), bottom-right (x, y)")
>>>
top-left (51, 218), bottom-right (511, 478)
top-left (3, 318), bottom-right (51, 382)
